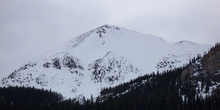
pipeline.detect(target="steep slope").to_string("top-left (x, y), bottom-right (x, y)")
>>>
top-left (181, 43), bottom-right (220, 97)
top-left (202, 43), bottom-right (220, 75)
top-left (95, 62), bottom-right (220, 110)
top-left (1, 24), bottom-right (211, 99)
top-left (96, 44), bottom-right (220, 109)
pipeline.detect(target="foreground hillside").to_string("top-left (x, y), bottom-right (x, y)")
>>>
top-left (1, 66), bottom-right (220, 110)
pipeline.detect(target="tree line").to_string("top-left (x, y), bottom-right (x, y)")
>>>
top-left (1, 66), bottom-right (220, 110)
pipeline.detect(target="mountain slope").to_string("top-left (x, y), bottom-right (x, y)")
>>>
top-left (1, 24), bottom-right (211, 99)
top-left (96, 43), bottom-right (220, 109)
top-left (181, 43), bottom-right (220, 97)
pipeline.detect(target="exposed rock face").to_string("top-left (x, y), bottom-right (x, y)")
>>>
top-left (88, 52), bottom-right (141, 84)
top-left (181, 43), bottom-right (220, 80)
top-left (181, 65), bottom-right (194, 81)
top-left (201, 43), bottom-right (220, 75)
top-left (180, 43), bottom-right (220, 95)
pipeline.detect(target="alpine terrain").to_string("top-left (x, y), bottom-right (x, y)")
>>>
top-left (0, 24), bottom-right (211, 99)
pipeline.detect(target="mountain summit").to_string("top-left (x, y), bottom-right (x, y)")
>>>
top-left (1, 24), bottom-right (211, 98)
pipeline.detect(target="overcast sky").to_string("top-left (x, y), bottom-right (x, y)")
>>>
top-left (0, 0), bottom-right (220, 77)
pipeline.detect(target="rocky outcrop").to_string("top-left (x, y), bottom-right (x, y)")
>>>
top-left (201, 43), bottom-right (220, 75)
top-left (181, 43), bottom-right (220, 81)
top-left (88, 52), bottom-right (140, 84)
top-left (180, 43), bottom-right (220, 95)
top-left (181, 65), bottom-right (194, 81)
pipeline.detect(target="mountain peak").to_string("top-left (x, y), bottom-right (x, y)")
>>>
top-left (95, 24), bottom-right (121, 36)
top-left (97, 24), bottom-right (120, 30)
top-left (66, 24), bottom-right (122, 49)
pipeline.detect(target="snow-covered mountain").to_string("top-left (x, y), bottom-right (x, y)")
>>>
top-left (1, 24), bottom-right (211, 99)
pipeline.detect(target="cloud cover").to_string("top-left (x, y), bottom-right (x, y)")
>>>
top-left (0, 0), bottom-right (220, 77)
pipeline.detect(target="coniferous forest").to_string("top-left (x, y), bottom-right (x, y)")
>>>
top-left (1, 65), bottom-right (220, 110)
